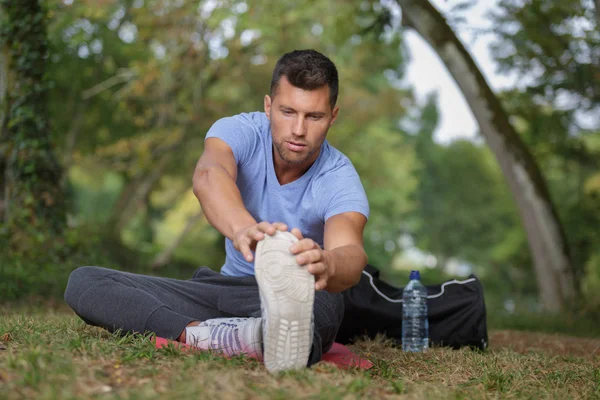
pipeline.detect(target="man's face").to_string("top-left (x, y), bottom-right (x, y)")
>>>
top-left (264, 76), bottom-right (339, 167)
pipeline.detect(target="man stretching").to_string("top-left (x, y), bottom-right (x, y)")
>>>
top-left (64, 49), bottom-right (369, 373)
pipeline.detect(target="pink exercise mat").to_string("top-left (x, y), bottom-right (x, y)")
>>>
top-left (154, 337), bottom-right (373, 370)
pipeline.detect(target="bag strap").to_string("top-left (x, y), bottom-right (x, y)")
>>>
top-left (361, 268), bottom-right (478, 303)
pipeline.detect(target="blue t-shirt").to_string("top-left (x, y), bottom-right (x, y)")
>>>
top-left (205, 111), bottom-right (370, 277)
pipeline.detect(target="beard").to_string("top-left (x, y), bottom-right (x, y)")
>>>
top-left (273, 137), bottom-right (319, 165)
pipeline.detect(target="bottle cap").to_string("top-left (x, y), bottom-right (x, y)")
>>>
top-left (409, 270), bottom-right (420, 280)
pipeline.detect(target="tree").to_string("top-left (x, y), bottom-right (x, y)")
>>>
top-left (490, 0), bottom-right (599, 302)
top-left (491, 0), bottom-right (599, 115)
top-left (45, 0), bottom-right (421, 271)
top-left (0, 0), bottom-right (66, 253)
top-left (394, 0), bottom-right (577, 311)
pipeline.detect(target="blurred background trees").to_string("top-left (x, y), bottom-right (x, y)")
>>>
top-left (398, 0), bottom-right (579, 312)
top-left (1, 0), bottom-right (598, 318)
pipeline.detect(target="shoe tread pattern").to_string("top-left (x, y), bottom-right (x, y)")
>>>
top-left (255, 231), bottom-right (315, 372)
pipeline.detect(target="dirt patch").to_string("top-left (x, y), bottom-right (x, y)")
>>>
top-left (490, 330), bottom-right (600, 360)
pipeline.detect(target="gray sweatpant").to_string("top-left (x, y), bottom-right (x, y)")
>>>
top-left (64, 266), bottom-right (344, 366)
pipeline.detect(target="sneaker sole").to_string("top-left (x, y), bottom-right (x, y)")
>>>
top-left (255, 231), bottom-right (315, 373)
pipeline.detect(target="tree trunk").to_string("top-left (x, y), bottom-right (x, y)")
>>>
top-left (396, 0), bottom-right (577, 311)
top-left (0, 0), bottom-right (66, 251)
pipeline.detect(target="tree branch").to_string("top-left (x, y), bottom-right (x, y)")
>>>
top-left (81, 69), bottom-right (135, 100)
top-left (151, 210), bottom-right (204, 269)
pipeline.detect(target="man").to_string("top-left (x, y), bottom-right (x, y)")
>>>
top-left (64, 49), bottom-right (369, 373)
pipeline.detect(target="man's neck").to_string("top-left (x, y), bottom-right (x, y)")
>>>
top-left (272, 147), bottom-right (319, 185)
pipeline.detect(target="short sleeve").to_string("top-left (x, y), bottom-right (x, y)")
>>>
top-left (320, 162), bottom-right (370, 221)
top-left (205, 115), bottom-right (259, 166)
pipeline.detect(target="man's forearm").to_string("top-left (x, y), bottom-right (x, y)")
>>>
top-left (193, 165), bottom-right (256, 240)
top-left (324, 244), bottom-right (368, 293)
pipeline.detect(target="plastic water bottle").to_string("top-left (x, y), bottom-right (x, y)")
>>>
top-left (402, 270), bottom-right (429, 352)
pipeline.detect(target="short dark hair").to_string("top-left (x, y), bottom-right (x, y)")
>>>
top-left (270, 49), bottom-right (339, 108)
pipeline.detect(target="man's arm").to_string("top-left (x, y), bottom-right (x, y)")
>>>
top-left (322, 212), bottom-right (368, 292)
top-left (192, 138), bottom-right (286, 261)
top-left (289, 211), bottom-right (367, 293)
top-left (193, 137), bottom-right (256, 240)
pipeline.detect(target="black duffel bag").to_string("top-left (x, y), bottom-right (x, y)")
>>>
top-left (336, 264), bottom-right (488, 350)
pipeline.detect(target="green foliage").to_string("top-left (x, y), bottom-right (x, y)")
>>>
top-left (489, 0), bottom-right (600, 303)
top-left (37, 0), bottom-right (417, 275)
top-left (501, 90), bottom-right (600, 280)
top-left (399, 94), bottom-right (533, 299)
top-left (1, 0), bottom-right (599, 315)
top-left (344, 120), bottom-right (418, 269)
top-left (488, 308), bottom-right (600, 338)
top-left (413, 136), bottom-right (523, 268)
top-left (0, 225), bottom-right (115, 301)
top-left (491, 0), bottom-right (599, 112)
top-left (0, 0), bottom-right (67, 253)
top-left (582, 253), bottom-right (600, 311)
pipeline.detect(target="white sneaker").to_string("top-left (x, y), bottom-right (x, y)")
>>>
top-left (254, 231), bottom-right (315, 373)
top-left (185, 317), bottom-right (263, 359)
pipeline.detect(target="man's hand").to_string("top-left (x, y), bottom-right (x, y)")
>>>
top-left (289, 228), bottom-right (334, 291)
top-left (233, 222), bottom-right (288, 262)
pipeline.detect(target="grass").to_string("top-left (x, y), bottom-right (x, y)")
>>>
top-left (1, 305), bottom-right (600, 399)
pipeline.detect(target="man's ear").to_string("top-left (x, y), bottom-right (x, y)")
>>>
top-left (330, 105), bottom-right (339, 126)
top-left (264, 95), bottom-right (272, 119)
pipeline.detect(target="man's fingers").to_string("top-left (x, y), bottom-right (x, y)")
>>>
top-left (315, 276), bottom-right (327, 291)
top-left (273, 222), bottom-right (288, 231)
top-left (296, 249), bottom-right (323, 265)
top-left (239, 242), bottom-right (253, 262)
top-left (236, 221), bottom-right (291, 262)
top-left (256, 221), bottom-right (275, 235)
top-left (306, 262), bottom-right (326, 275)
top-left (252, 230), bottom-right (265, 242)
top-left (290, 238), bottom-right (318, 254)
top-left (242, 225), bottom-right (262, 242)
top-left (292, 238), bottom-right (315, 253)
top-left (290, 228), bottom-right (303, 241)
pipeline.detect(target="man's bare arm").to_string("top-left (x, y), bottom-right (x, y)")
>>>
top-left (192, 138), bottom-right (256, 240)
top-left (192, 138), bottom-right (287, 261)
top-left (322, 212), bottom-right (368, 292)
top-left (289, 212), bottom-right (367, 293)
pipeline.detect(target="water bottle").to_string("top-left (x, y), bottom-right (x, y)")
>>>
top-left (402, 270), bottom-right (429, 352)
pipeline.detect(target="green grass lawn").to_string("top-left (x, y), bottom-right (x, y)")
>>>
top-left (1, 306), bottom-right (599, 399)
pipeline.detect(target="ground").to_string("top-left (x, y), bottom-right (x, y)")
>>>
top-left (0, 306), bottom-right (599, 399)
